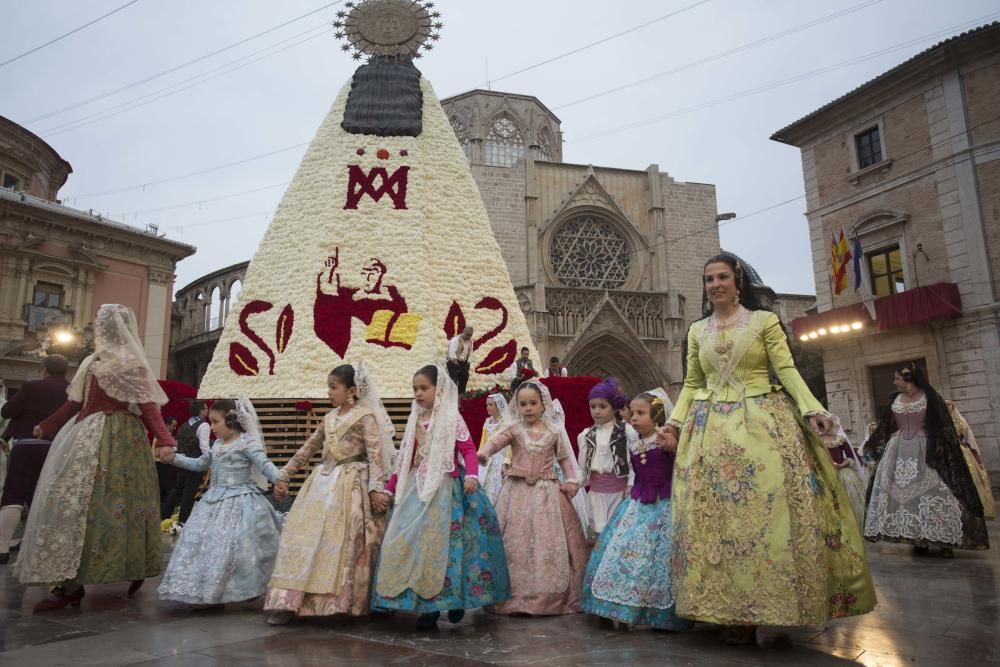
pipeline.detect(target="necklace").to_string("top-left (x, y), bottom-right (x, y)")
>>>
top-left (713, 306), bottom-right (745, 330)
top-left (637, 434), bottom-right (656, 465)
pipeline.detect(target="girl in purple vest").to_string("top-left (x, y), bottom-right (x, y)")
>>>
top-left (582, 390), bottom-right (692, 631)
top-left (576, 378), bottom-right (637, 539)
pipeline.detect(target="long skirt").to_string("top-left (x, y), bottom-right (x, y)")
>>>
top-left (265, 462), bottom-right (386, 616)
top-left (16, 412), bottom-right (161, 586)
top-left (671, 392), bottom-right (876, 626)
top-left (479, 452), bottom-right (506, 504)
top-left (488, 477), bottom-right (590, 615)
top-left (583, 496), bottom-right (692, 630)
top-left (838, 465), bottom-right (868, 529)
top-left (865, 433), bottom-right (989, 550)
top-left (158, 489), bottom-right (282, 604)
top-left (371, 474), bottom-right (511, 613)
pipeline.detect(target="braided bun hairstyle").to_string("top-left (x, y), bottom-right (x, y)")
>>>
top-left (209, 399), bottom-right (245, 433)
top-left (634, 392), bottom-right (667, 427)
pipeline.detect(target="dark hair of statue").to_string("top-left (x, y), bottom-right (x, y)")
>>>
top-left (414, 364), bottom-right (438, 385)
top-left (329, 364), bottom-right (357, 389)
top-left (209, 399), bottom-right (246, 433)
top-left (634, 392), bottom-right (667, 427)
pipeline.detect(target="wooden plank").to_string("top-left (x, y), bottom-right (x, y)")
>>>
top-left (250, 397), bottom-right (410, 495)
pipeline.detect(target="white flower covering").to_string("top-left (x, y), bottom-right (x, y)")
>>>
top-left (199, 79), bottom-right (537, 398)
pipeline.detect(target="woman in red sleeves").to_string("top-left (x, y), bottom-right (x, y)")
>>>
top-left (16, 304), bottom-right (176, 611)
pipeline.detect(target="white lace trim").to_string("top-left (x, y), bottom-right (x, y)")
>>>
top-left (892, 394), bottom-right (927, 414)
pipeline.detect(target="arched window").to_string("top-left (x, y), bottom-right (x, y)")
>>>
top-left (550, 215), bottom-right (632, 289)
top-left (226, 280), bottom-right (242, 323)
top-left (485, 114), bottom-right (525, 167)
top-left (538, 126), bottom-right (555, 161)
top-left (207, 286), bottom-right (222, 331)
top-left (450, 115), bottom-right (471, 162)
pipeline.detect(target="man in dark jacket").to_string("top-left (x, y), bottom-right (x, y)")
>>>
top-left (0, 355), bottom-right (70, 563)
top-left (161, 400), bottom-right (210, 525)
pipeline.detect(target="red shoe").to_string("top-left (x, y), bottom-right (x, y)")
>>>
top-left (33, 586), bottom-right (85, 613)
top-left (128, 579), bottom-right (144, 597)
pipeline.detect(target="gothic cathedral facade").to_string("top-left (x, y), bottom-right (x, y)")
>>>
top-left (441, 90), bottom-right (721, 395)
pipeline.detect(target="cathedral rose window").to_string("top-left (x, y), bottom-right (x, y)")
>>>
top-left (550, 216), bottom-right (632, 289)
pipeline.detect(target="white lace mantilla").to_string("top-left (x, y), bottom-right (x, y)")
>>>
top-left (16, 413), bottom-right (106, 584)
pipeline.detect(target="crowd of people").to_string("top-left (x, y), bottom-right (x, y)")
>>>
top-left (0, 254), bottom-right (991, 647)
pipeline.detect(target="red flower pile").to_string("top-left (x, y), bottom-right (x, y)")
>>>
top-left (459, 376), bottom-right (600, 456)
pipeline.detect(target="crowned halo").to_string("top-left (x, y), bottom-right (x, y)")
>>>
top-left (333, 0), bottom-right (443, 60)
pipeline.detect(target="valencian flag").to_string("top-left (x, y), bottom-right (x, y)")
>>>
top-left (831, 227), bottom-right (853, 296)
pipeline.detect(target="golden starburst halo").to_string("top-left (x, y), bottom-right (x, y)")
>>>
top-left (333, 0), bottom-right (442, 60)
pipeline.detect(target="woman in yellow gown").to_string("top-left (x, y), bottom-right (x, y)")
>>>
top-left (659, 254), bottom-right (876, 644)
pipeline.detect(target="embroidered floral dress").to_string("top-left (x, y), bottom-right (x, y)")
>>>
top-left (17, 377), bottom-right (171, 587)
top-left (158, 434), bottom-right (283, 604)
top-left (582, 434), bottom-right (691, 630)
top-left (865, 394), bottom-right (989, 550)
top-left (481, 424), bottom-right (590, 615)
top-left (667, 308), bottom-right (876, 625)
top-left (264, 407), bottom-right (393, 617)
top-left (371, 415), bottom-right (510, 613)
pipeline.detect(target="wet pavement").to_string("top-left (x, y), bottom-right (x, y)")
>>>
top-left (0, 511), bottom-right (996, 666)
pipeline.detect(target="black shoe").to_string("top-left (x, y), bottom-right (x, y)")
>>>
top-left (448, 609), bottom-right (465, 623)
top-left (416, 612), bottom-right (440, 629)
top-left (0, 553), bottom-right (9, 565)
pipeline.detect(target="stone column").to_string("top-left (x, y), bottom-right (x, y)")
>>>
top-left (646, 164), bottom-right (667, 295)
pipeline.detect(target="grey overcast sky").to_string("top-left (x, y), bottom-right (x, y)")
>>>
top-left (3, 0), bottom-right (997, 295)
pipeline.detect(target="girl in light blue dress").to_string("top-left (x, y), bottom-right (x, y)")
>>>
top-left (158, 398), bottom-right (283, 607)
top-left (582, 390), bottom-right (691, 631)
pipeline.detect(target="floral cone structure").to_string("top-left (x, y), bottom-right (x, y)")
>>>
top-left (199, 65), bottom-right (537, 398)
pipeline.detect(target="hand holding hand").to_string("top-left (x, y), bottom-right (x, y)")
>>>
top-left (156, 447), bottom-right (175, 464)
top-left (33, 425), bottom-right (43, 439)
top-left (370, 491), bottom-right (391, 513)
top-left (656, 424), bottom-right (679, 452)
top-left (273, 480), bottom-right (289, 500)
top-left (809, 414), bottom-right (833, 437)
top-left (561, 481), bottom-right (579, 499)
top-left (463, 476), bottom-right (479, 494)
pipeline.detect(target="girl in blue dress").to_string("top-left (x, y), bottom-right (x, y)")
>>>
top-left (371, 365), bottom-right (511, 628)
top-left (582, 390), bottom-right (692, 631)
top-left (158, 398), bottom-right (283, 608)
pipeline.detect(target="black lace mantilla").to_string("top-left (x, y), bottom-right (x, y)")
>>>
top-left (341, 56), bottom-right (423, 137)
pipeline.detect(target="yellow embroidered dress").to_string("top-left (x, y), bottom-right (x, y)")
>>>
top-left (667, 309), bottom-right (876, 625)
top-left (263, 406), bottom-right (392, 617)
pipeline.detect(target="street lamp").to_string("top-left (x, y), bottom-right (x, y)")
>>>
top-left (715, 212), bottom-right (736, 222)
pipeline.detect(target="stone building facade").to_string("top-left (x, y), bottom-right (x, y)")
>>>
top-left (168, 261), bottom-right (246, 387)
top-left (169, 90), bottom-right (816, 397)
top-left (440, 90), bottom-right (722, 395)
top-left (771, 23), bottom-right (1000, 477)
top-left (0, 115), bottom-right (195, 387)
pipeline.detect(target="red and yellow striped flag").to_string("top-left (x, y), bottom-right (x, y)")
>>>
top-left (831, 227), bottom-right (853, 296)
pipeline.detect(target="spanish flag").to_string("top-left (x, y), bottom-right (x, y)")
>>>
top-left (831, 227), bottom-right (853, 296)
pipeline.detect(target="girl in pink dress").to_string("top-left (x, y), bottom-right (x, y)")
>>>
top-left (480, 379), bottom-right (590, 615)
